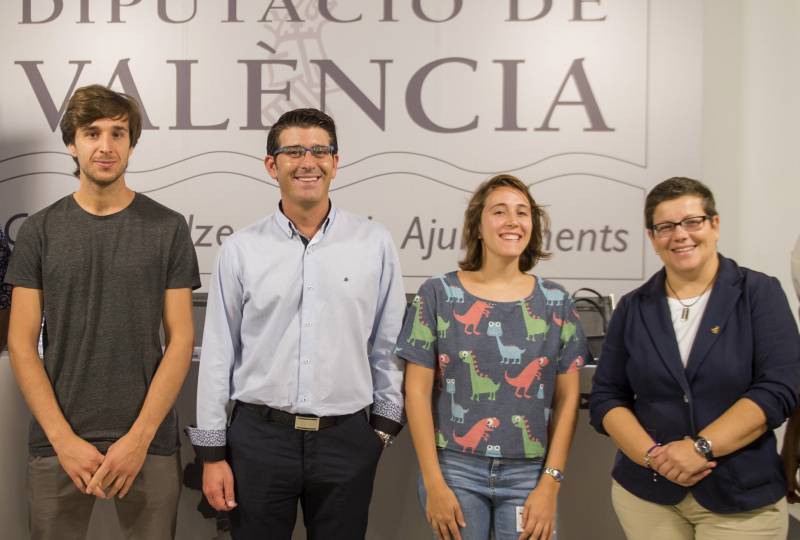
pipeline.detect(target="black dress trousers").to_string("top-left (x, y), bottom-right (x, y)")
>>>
top-left (227, 404), bottom-right (384, 540)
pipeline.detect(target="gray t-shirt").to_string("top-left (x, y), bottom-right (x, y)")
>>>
top-left (6, 193), bottom-right (200, 457)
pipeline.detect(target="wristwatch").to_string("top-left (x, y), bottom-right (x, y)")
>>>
top-left (693, 437), bottom-right (713, 459)
top-left (543, 467), bottom-right (564, 483)
top-left (375, 430), bottom-right (394, 448)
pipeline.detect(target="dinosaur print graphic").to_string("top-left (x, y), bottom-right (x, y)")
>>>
top-left (552, 312), bottom-right (578, 344)
top-left (435, 353), bottom-right (451, 391)
top-left (445, 378), bottom-right (469, 423)
top-left (454, 300), bottom-right (493, 335)
top-left (453, 417), bottom-right (500, 454)
top-left (511, 415), bottom-right (545, 458)
top-left (406, 295), bottom-right (435, 350)
top-left (566, 355), bottom-right (585, 374)
top-left (518, 300), bottom-right (548, 341)
top-left (437, 316), bottom-right (451, 338)
top-left (485, 444), bottom-right (502, 458)
top-left (504, 356), bottom-right (550, 399)
top-left (487, 321), bottom-right (525, 364)
top-left (436, 430), bottom-right (449, 449)
top-left (435, 274), bottom-right (465, 303)
top-left (459, 351), bottom-right (500, 401)
top-left (538, 280), bottom-right (566, 306)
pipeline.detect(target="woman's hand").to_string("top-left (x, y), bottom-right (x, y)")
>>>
top-left (518, 477), bottom-right (557, 540)
top-left (425, 480), bottom-right (466, 540)
top-left (649, 439), bottom-right (715, 486)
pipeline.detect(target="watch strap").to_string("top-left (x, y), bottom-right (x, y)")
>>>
top-left (543, 466), bottom-right (564, 483)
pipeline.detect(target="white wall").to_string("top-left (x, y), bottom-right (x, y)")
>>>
top-left (703, 0), bottom-right (800, 320)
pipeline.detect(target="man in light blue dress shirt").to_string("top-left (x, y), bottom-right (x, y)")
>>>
top-left (187, 108), bottom-right (406, 539)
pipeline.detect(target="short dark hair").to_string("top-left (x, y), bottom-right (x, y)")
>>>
top-left (59, 84), bottom-right (142, 177)
top-left (459, 174), bottom-right (551, 273)
top-left (644, 177), bottom-right (718, 229)
top-left (266, 108), bottom-right (338, 157)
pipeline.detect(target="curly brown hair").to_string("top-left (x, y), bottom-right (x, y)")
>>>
top-left (459, 174), bottom-right (551, 272)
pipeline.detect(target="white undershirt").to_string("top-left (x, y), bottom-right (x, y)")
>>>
top-left (667, 289), bottom-right (712, 367)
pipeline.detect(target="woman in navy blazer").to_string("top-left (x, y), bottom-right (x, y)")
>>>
top-left (590, 177), bottom-right (800, 540)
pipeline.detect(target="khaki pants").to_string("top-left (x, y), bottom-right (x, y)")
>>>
top-left (28, 452), bottom-right (181, 540)
top-left (611, 479), bottom-right (787, 540)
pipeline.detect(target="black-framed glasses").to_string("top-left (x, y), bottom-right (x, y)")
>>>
top-left (652, 215), bottom-right (711, 237)
top-left (273, 145), bottom-right (335, 159)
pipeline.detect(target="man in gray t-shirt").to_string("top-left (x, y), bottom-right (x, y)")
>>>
top-left (5, 85), bottom-right (199, 540)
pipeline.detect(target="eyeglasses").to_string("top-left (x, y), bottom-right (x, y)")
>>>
top-left (652, 215), bottom-right (711, 237)
top-left (272, 145), bottom-right (335, 159)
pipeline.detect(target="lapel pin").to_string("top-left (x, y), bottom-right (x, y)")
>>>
top-left (710, 326), bottom-right (720, 334)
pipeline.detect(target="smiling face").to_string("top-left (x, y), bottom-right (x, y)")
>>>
top-left (67, 116), bottom-right (133, 187)
top-left (479, 186), bottom-right (533, 265)
top-left (264, 126), bottom-right (339, 214)
top-left (648, 195), bottom-right (720, 279)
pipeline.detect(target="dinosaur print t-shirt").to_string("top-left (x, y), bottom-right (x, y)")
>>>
top-left (395, 272), bottom-right (588, 460)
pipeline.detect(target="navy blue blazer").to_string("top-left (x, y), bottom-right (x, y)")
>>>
top-left (590, 255), bottom-right (800, 513)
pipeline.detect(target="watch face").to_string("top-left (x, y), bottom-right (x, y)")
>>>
top-left (544, 467), bottom-right (563, 482)
top-left (695, 438), bottom-right (711, 455)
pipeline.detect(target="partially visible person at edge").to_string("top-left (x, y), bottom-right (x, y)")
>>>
top-left (187, 108), bottom-right (406, 539)
top-left (0, 229), bottom-right (11, 351)
top-left (5, 84), bottom-right (200, 540)
top-left (780, 234), bottom-right (800, 503)
top-left (397, 174), bottom-right (587, 540)
top-left (589, 177), bottom-right (800, 540)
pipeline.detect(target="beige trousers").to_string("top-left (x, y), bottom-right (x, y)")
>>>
top-left (611, 479), bottom-right (787, 540)
top-left (28, 452), bottom-right (181, 540)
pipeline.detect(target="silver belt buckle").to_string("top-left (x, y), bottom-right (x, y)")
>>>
top-left (294, 416), bottom-right (320, 431)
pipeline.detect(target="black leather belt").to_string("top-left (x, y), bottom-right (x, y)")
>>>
top-left (236, 401), bottom-right (359, 432)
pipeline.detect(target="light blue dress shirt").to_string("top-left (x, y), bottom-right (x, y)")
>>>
top-left (187, 206), bottom-right (406, 455)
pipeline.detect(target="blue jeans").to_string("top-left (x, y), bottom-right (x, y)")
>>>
top-left (418, 450), bottom-right (554, 540)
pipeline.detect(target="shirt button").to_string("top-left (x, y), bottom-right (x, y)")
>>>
top-left (306, 285), bottom-right (313, 290)
top-left (304, 322), bottom-right (312, 327)
top-left (683, 394), bottom-right (689, 403)
top-left (300, 396), bottom-right (308, 402)
top-left (302, 358), bottom-right (310, 365)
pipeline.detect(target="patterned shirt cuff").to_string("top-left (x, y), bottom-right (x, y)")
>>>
top-left (370, 399), bottom-right (405, 436)
top-left (185, 426), bottom-right (227, 462)
top-left (0, 283), bottom-right (11, 310)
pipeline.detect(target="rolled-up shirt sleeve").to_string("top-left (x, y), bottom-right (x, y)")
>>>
top-left (186, 241), bottom-right (243, 461)
top-left (740, 276), bottom-right (800, 429)
top-left (367, 228), bottom-right (406, 436)
top-left (589, 294), bottom-right (635, 436)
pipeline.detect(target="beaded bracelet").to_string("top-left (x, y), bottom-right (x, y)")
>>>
top-left (644, 443), bottom-right (661, 483)
top-left (643, 442), bottom-right (661, 469)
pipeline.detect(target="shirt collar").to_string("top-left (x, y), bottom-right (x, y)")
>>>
top-left (274, 200), bottom-right (336, 240)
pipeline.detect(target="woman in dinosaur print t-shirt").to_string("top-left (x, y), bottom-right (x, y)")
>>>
top-left (397, 174), bottom-right (588, 540)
